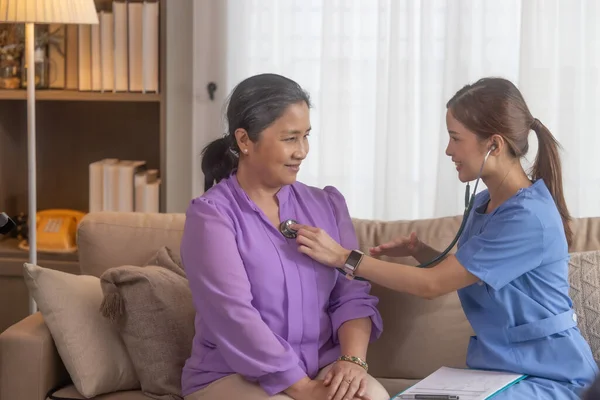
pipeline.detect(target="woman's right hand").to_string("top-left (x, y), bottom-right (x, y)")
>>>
top-left (369, 232), bottom-right (422, 258)
top-left (286, 378), bottom-right (371, 400)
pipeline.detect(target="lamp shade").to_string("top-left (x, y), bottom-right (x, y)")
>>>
top-left (0, 0), bottom-right (98, 24)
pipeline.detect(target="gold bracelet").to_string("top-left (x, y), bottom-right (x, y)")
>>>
top-left (338, 355), bottom-right (368, 372)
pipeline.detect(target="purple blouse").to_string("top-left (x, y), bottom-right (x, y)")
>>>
top-left (180, 173), bottom-right (383, 396)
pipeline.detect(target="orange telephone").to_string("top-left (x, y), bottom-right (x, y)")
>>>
top-left (18, 209), bottom-right (86, 254)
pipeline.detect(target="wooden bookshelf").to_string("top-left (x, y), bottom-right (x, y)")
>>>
top-left (0, 0), bottom-right (196, 336)
top-left (0, 0), bottom-right (167, 217)
top-left (0, 90), bottom-right (161, 102)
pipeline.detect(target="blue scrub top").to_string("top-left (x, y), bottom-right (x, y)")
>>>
top-left (455, 179), bottom-right (598, 398)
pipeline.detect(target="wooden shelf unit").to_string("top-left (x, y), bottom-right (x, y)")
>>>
top-left (0, 0), bottom-right (167, 218)
top-left (0, 0), bottom-right (183, 336)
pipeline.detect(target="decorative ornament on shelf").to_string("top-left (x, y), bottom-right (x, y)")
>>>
top-left (20, 25), bottom-right (65, 89)
top-left (0, 24), bottom-right (24, 89)
top-left (0, 23), bottom-right (66, 90)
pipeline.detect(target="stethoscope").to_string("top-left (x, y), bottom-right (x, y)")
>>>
top-left (279, 146), bottom-right (494, 280)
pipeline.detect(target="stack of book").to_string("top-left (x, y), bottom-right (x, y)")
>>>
top-left (89, 159), bottom-right (160, 213)
top-left (49, 0), bottom-right (159, 93)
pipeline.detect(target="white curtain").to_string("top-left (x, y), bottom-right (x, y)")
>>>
top-left (200, 0), bottom-right (600, 221)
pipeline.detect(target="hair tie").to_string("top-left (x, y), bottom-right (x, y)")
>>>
top-left (531, 118), bottom-right (540, 130)
top-left (221, 134), bottom-right (239, 157)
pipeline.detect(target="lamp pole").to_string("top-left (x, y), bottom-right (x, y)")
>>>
top-left (25, 22), bottom-right (38, 315)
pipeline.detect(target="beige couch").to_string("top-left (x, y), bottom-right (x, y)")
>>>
top-left (1, 211), bottom-right (599, 400)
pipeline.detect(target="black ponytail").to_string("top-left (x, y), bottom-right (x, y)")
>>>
top-left (201, 73), bottom-right (311, 191)
top-left (201, 137), bottom-right (238, 192)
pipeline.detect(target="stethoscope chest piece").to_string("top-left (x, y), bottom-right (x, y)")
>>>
top-left (279, 219), bottom-right (298, 239)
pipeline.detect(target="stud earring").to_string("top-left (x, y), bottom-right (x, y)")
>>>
top-left (243, 149), bottom-right (248, 153)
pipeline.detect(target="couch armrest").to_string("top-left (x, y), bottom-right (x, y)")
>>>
top-left (0, 312), bottom-right (70, 400)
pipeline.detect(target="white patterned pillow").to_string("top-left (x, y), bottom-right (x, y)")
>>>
top-left (569, 250), bottom-right (600, 363)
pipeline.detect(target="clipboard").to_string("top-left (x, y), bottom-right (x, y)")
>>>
top-left (393, 367), bottom-right (527, 400)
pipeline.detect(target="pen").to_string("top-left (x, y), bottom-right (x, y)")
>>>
top-left (398, 395), bottom-right (459, 400)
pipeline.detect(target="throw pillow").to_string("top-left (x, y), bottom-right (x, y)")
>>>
top-left (22, 263), bottom-right (140, 398)
top-left (569, 250), bottom-right (600, 363)
top-left (144, 245), bottom-right (186, 278)
top-left (99, 251), bottom-right (195, 400)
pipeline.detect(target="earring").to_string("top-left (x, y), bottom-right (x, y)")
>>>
top-left (243, 149), bottom-right (248, 154)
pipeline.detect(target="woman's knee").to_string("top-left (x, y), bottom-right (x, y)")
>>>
top-left (365, 375), bottom-right (391, 400)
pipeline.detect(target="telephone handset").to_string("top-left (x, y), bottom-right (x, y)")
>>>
top-left (18, 209), bottom-right (86, 254)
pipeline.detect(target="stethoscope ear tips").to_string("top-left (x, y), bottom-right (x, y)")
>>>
top-left (280, 219), bottom-right (298, 239)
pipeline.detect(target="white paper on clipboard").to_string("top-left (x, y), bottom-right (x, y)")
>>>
top-left (393, 367), bottom-right (526, 400)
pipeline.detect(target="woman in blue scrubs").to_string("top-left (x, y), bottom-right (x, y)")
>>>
top-left (292, 77), bottom-right (599, 399)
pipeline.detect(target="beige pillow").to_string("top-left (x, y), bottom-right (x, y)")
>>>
top-left (100, 251), bottom-right (195, 400)
top-left (569, 250), bottom-right (600, 363)
top-left (22, 263), bottom-right (140, 398)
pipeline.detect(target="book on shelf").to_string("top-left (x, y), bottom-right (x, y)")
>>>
top-left (65, 25), bottom-right (79, 90)
top-left (48, 0), bottom-right (160, 94)
top-left (89, 158), bottom-right (160, 213)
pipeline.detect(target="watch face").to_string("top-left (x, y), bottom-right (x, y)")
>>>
top-left (346, 250), bottom-right (362, 267)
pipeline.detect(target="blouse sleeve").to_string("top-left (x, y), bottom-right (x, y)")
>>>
top-left (180, 198), bottom-right (306, 396)
top-left (454, 203), bottom-right (545, 291)
top-left (323, 186), bottom-right (384, 343)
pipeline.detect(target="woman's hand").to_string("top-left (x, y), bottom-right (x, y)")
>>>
top-left (369, 232), bottom-right (422, 258)
top-left (323, 361), bottom-right (371, 400)
top-left (291, 224), bottom-right (350, 268)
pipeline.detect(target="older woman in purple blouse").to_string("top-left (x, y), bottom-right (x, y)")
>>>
top-left (180, 74), bottom-right (389, 400)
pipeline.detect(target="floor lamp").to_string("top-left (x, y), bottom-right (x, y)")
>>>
top-left (0, 0), bottom-right (98, 314)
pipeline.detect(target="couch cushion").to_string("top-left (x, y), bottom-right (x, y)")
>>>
top-left (23, 263), bottom-right (139, 398)
top-left (571, 218), bottom-right (600, 253)
top-left (49, 384), bottom-right (151, 399)
top-left (569, 250), bottom-right (600, 362)
top-left (77, 212), bottom-right (186, 278)
top-left (366, 286), bottom-right (472, 380)
top-left (99, 248), bottom-right (195, 400)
